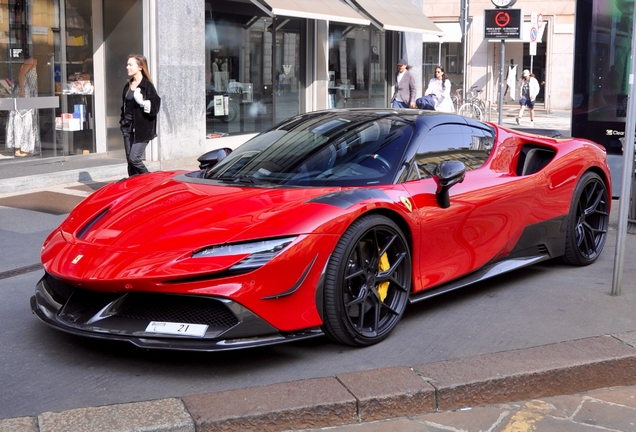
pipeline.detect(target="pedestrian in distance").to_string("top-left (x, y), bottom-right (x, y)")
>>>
top-left (416, 66), bottom-right (454, 112)
top-left (391, 58), bottom-right (417, 109)
top-left (277, 69), bottom-right (285, 95)
top-left (120, 54), bottom-right (161, 177)
top-left (516, 69), bottom-right (540, 127)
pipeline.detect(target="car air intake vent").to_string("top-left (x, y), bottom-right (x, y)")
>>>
top-left (116, 293), bottom-right (239, 328)
top-left (538, 245), bottom-right (548, 254)
top-left (516, 146), bottom-right (556, 176)
top-left (45, 273), bottom-right (75, 303)
top-left (77, 207), bottom-right (110, 240)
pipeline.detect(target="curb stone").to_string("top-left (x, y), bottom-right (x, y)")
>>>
top-left (3, 331), bottom-right (636, 432)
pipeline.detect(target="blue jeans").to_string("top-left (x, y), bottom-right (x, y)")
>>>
top-left (416, 95), bottom-right (437, 110)
top-left (122, 129), bottom-right (149, 177)
top-left (391, 100), bottom-right (409, 109)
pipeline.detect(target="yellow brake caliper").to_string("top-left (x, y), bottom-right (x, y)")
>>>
top-left (377, 251), bottom-right (390, 302)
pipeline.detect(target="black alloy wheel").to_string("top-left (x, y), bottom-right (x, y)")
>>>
top-left (322, 214), bottom-right (411, 346)
top-left (562, 171), bottom-right (609, 265)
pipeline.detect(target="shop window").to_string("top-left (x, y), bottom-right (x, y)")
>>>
top-left (423, 42), bottom-right (464, 99)
top-left (0, 0), bottom-right (95, 161)
top-left (328, 24), bottom-right (386, 109)
top-left (205, 0), bottom-right (302, 138)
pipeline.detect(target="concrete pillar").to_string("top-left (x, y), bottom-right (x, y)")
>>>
top-left (154, 0), bottom-right (206, 169)
top-left (402, 0), bottom-right (424, 97)
top-left (403, 32), bottom-right (423, 97)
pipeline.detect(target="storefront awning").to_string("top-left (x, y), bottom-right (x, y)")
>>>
top-left (251, 0), bottom-right (370, 26)
top-left (352, 0), bottom-right (442, 34)
top-left (422, 23), bottom-right (462, 43)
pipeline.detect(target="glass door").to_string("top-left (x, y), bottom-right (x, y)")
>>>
top-left (0, 0), bottom-right (95, 162)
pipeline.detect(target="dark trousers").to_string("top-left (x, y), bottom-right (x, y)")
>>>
top-left (122, 129), bottom-right (149, 177)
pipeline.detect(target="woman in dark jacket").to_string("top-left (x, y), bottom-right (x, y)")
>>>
top-left (120, 54), bottom-right (161, 176)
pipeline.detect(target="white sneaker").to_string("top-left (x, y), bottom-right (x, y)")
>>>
top-left (530, 121), bottom-right (534, 127)
top-left (515, 117), bottom-right (520, 125)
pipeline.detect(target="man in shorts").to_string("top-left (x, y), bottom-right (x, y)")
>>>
top-left (516, 69), bottom-right (540, 127)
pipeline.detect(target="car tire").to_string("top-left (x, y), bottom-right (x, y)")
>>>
top-left (561, 171), bottom-right (609, 266)
top-left (322, 214), bottom-right (411, 346)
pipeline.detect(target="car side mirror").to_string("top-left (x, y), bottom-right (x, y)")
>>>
top-left (198, 148), bottom-right (232, 170)
top-left (432, 160), bottom-right (466, 209)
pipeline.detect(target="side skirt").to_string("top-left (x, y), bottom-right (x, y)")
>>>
top-left (408, 254), bottom-right (551, 304)
top-left (409, 215), bottom-right (567, 304)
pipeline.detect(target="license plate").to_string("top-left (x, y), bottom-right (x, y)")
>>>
top-left (145, 321), bottom-right (208, 337)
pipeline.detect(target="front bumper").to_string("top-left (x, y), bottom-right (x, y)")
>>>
top-left (30, 273), bottom-right (322, 351)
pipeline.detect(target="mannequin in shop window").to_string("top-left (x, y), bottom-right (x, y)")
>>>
top-left (6, 52), bottom-right (40, 157)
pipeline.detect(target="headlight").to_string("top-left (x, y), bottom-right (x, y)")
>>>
top-left (193, 237), bottom-right (296, 272)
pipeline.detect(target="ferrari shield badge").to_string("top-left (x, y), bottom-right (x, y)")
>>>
top-left (399, 196), bottom-right (412, 212)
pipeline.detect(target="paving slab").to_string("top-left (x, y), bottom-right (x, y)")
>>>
top-left (335, 366), bottom-right (436, 422)
top-left (572, 398), bottom-right (636, 431)
top-left (36, 399), bottom-right (194, 432)
top-left (414, 405), bottom-right (514, 431)
top-left (614, 330), bottom-right (636, 348)
top-left (586, 386), bottom-right (636, 408)
top-left (182, 377), bottom-right (357, 432)
top-left (0, 417), bottom-right (38, 432)
top-left (412, 335), bottom-right (636, 411)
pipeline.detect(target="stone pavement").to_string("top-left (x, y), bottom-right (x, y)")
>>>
top-left (1, 330), bottom-right (635, 431)
top-left (490, 106), bottom-right (572, 137)
top-left (295, 384), bottom-right (636, 432)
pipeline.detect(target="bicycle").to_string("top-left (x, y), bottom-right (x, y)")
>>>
top-left (457, 85), bottom-right (486, 120)
top-left (450, 87), bottom-right (475, 116)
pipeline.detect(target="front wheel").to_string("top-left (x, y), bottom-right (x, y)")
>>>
top-left (458, 102), bottom-right (483, 120)
top-left (322, 215), bottom-right (412, 346)
top-left (562, 172), bottom-right (609, 265)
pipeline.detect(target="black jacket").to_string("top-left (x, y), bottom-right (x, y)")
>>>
top-left (120, 77), bottom-right (161, 143)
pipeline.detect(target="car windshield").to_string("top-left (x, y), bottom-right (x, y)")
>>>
top-left (205, 111), bottom-right (414, 187)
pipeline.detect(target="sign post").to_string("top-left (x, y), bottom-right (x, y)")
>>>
top-left (529, 12), bottom-right (546, 73)
top-left (484, 7), bottom-right (522, 124)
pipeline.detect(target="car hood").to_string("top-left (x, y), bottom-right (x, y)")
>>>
top-left (58, 172), bottom-right (345, 254)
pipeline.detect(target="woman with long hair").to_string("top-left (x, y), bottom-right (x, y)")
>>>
top-left (417, 66), bottom-right (453, 112)
top-left (119, 54), bottom-right (161, 176)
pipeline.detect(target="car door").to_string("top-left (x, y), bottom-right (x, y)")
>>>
top-left (402, 123), bottom-right (537, 291)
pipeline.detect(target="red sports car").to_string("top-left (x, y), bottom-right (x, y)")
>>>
top-left (31, 109), bottom-right (611, 351)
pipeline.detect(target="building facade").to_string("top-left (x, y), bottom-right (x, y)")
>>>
top-left (0, 0), bottom-right (628, 176)
top-left (422, 0), bottom-right (576, 113)
top-left (0, 0), bottom-right (440, 169)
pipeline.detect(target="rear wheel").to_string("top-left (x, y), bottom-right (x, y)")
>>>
top-left (458, 102), bottom-right (482, 120)
top-left (322, 215), bottom-right (411, 346)
top-left (450, 95), bottom-right (459, 113)
top-left (562, 172), bottom-right (609, 265)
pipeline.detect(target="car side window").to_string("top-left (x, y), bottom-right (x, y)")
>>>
top-left (413, 124), bottom-right (494, 179)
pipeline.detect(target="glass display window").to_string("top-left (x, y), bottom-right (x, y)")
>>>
top-left (328, 24), bottom-right (386, 110)
top-left (0, 0), bottom-right (95, 161)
